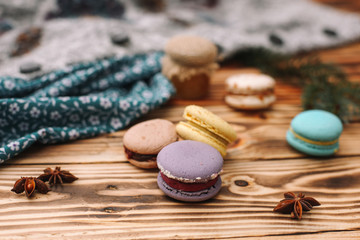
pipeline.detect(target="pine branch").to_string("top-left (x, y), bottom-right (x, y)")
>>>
top-left (225, 47), bottom-right (360, 122)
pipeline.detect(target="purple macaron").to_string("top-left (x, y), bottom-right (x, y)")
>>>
top-left (157, 140), bottom-right (223, 202)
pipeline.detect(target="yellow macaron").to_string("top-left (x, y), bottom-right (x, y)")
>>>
top-left (176, 105), bottom-right (237, 157)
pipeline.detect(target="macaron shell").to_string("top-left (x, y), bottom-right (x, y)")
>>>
top-left (157, 173), bottom-right (222, 202)
top-left (291, 110), bottom-right (343, 142)
top-left (225, 94), bottom-right (276, 110)
top-left (157, 140), bottom-right (223, 182)
top-left (183, 105), bottom-right (237, 144)
top-left (128, 158), bottom-right (158, 169)
top-left (176, 122), bottom-right (227, 157)
top-left (226, 73), bottom-right (275, 95)
top-left (123, 119), bottom-right (177, 154)
top-left (165, 35), bottom-right (217, 66)
top-left (287, 130), bottom-right (339, 156)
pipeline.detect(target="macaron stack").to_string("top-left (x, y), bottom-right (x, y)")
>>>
top-left (176, 105), bottom-right (237, 157)
top-left (122, 105), bottom-right (237, 202)
top-left (162, 35), bottom-right (219, 100)
top-left (286, 110), bottom-right (343, 156)
top-left (225, 73), bottom-right (276, 110)
top-left (123, 119), bottom-right (177, 169)
top-left (157, 140), bottom-right (223, 202)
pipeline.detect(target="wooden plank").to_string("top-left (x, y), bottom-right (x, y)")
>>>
top-left (314, 0), bottom-right (360, 12)
top-left (1, 0), bottom-right (360, 239)
top-left (1, 156), bottom-right (360, 239)
top-left (7, 106), bottom-right (360, 165)
top-left (1, 52), bottom-right (360, 239)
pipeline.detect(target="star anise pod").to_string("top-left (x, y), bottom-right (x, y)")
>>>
top-left (11, 177), bottom-right (50, 198)
top-left (273, 192), bottom-right (321, 220)
top-left (38, 167), bottom-right (78, 185)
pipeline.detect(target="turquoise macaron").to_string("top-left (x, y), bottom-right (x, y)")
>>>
top-left (286, 110), bottom-right (343, 156)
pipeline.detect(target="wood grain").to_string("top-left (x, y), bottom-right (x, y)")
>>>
top-left (1, 0), bottom-right (360, 239)
top-left (1, 157), bottom-right (360, 239)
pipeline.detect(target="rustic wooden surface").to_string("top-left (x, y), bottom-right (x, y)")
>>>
top-left (1, 1), bottom-right (360, 239)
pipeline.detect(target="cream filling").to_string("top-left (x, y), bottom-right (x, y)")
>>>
top-left (226, 88), bottom-right (274, 95)
top-left (225, 94), bottom-right (276, 108)
top-left (158, 162), bottom-right (222, 183)
top-left (184, 113), bottom-right (233, 144)
top-left (185, 121), bottom-right (229, 147)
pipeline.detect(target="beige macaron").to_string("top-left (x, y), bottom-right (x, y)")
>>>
top-left (123, 119), bottom-right (177, 169)
top-left (225, 73), bottom-right (276, 110)
top-left (164, 35), bottom-right (218, 67)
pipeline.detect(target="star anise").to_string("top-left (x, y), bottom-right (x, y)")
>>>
top-left (273, 192), bottom-right (321, 220)
top-left (11, 177), bottom-right (50, 198)
top-left (38, 167), bottom-right (78, 185)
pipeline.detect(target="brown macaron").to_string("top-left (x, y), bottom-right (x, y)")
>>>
top-left (123, 119), bottom-right (177, 169)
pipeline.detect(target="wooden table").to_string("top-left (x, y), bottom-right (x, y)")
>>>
top-left (1, 1), bottom-right (360, 239)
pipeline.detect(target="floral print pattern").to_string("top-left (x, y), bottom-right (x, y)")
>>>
top-left (0, 52), bottom-right (175, 163)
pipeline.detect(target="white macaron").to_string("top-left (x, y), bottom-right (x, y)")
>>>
top-left (225, 73), bottom-right (276, 110)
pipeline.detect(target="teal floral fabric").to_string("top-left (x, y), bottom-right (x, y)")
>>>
top-left (0, 52), bottom-right (175, 163)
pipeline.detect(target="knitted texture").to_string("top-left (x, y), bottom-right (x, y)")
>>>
top-left (1, 0), bottom-right (360, 78)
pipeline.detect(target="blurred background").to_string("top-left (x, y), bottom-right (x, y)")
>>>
top-left (1, 0), bottom-right (360, 78)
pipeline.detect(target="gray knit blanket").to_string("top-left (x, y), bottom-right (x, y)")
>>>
top-left (1, 0), bottom-right (360, 79)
